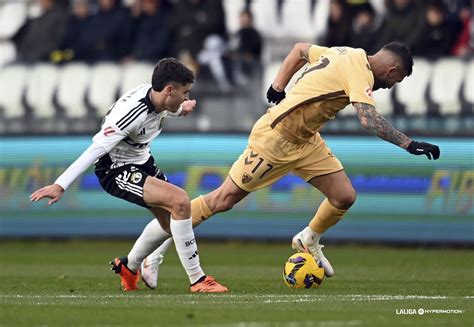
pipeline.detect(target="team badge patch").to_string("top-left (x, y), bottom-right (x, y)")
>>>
top-left (130, 172), bottom-right (143, 184)
top-left (365, 87), bottom-right (373, 98)
top-left (242, 172), bottom-right (253, 184)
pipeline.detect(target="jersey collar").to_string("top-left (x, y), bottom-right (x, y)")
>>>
top-left (142, 87), bottom-right (156, 114)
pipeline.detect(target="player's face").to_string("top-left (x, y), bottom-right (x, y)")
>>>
top-left (166, 83), bottom-right (192, 112)
top-left (373, 67), bottom-right (406, 90)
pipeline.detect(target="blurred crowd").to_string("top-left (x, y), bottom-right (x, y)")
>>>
top-left (319, 0), bottom-right (472, 59)
top-left (2, 0), bottom-right (473, 91)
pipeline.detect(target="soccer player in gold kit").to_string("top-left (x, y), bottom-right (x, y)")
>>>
top-left (140, 42), bottom-right (440, 286)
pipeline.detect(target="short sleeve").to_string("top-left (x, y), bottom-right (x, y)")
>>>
top-left (308, 45), bottom-right (329, 63)
top-left (342, 61), bottom-right (376, 107)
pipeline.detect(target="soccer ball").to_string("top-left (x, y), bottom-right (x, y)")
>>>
top-left (283, 252), bottom-right (324, 289)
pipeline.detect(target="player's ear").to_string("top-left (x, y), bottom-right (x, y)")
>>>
top-left (164, 85), bottom-right (173, 96)
top-left (387, 66), bottom-right (397, 77)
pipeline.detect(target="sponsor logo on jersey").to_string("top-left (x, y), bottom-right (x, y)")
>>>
top-left (130, 172), bottom-right (142, 184)
top-left (242, 172), bottom-right (253, 184)
top-left (365, 87), bottom-right (373, 98)
top-left (138, 127), bottom-right (146, 136)
top-left (104, 126), bottom-right (115, 136)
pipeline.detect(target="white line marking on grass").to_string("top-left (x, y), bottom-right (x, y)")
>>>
top-left (0, 294), bottom-right (469, 304)
top-left (194, 320), bottom-right (362, 327)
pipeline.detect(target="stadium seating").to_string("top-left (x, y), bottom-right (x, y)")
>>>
top-left (0, 41), bottom-right (16, 67)
top-left (0, 1), bottom-right (27, 40)
top-left (120, 63), bottom-right (154, 95)
top-left (250, 0), bottom-right (280, 38)
top-left (280, 0), bottom-right (317, 40)
top-left (463, 60), bottom-right (474, 110)
top-left (88, 63), bottom-right (122, 117)
top-left (430, 58), bottom-right (466, 115)
top-left (223, 0), bottom-right (245, 35)
top-left (0, 65), bottom-right (27, 118)
top-left (25, 64), bottom-right (59, 119)
top-left (373, 87), bottom-right (393, 116)
top-left (395, 58), bottom-right (432, 116)
top-left (56, 63), bottom-right (91, 119)
top-left (0, 57), bottom-right (472, 136)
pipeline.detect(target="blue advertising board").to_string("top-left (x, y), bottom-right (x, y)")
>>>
top-left (1, 135), bottom-right (473, 243)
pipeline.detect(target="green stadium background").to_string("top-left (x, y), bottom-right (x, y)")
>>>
top-left (1, 135), bottom-right (472, 244)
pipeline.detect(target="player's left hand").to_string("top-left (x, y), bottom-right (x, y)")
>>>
top-left (407, 141), bottom-right (440, 160)
top-left (179, 100), bottom-right (196, 116)
top-left (30, 184), bottom-right (65, 206)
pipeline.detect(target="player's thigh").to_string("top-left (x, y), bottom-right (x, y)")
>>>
top-left (228, 145), bottom-right (293, 193)
top-left (143, 176), bottom-right (190, 213)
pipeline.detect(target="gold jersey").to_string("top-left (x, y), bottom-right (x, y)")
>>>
top-left (267, 45), bottom-right (375, 143)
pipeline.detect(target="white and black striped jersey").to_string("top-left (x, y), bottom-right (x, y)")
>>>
top-left (93, 83), bottom-right (168, 168)
top-left (55, 84), bottom-right (173, 190)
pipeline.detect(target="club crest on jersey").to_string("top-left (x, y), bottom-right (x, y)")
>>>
top-left (130, 172), bottom-right (142, 184)
top-left (365, 87), bottom-right (373, 98)
top-left (242, 172), bottom-right (253, 184)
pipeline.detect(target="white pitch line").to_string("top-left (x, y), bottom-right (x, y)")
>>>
top-left (0, 294), bottom-right (470, 302)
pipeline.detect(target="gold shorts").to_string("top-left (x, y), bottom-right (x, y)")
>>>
top-left (229, 116), bottom-right (344, 192)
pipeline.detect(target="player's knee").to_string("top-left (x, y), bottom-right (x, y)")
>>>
top-left (332, 189), bottom-right (357, 210)
top-left (170, 189), bottom-right (191, 219)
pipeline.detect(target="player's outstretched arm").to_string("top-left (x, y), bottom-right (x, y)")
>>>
top-left (29, 141), bottom-right (110, 206)
top-left (354, 102), bottom-right (440, 160)
top-left (268, 43), bottom-right (312, 104)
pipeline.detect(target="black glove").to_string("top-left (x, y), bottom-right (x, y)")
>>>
top-left (266, 85), bottom-right (286, 104)
top-left (407, 141), bottom-right (440, 160)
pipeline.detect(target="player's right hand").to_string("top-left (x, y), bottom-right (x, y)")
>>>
top-left (30, 184), bottom-right (65, 206)
top-left (406, 141), bottom-right (440, 160)
top-left (266, 85), bottom-right (286, 104)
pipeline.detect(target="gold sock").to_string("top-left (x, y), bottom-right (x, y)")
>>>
top-left (191, 195), bottom-right (213, 227)
top-left (309, 198), bottom-right (347, 234)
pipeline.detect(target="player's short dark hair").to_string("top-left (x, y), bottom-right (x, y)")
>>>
top-left (151, 58), bottom-right (195, 91)
top-left (382, 42), bottom-right (413, 76)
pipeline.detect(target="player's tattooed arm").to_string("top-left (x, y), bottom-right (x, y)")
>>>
top-left (299, 43), bottom-right (311, 63)
top-left (272, 43), bottom-right (312, 92)
top-left (354, 102), bottom-right (412, 149)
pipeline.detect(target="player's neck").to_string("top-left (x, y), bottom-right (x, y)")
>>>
top-left (148, 89), bottom-right (167, 113)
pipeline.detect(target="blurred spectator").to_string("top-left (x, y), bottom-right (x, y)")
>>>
top-left (322, 0), bottom-right (352, 47)
top-left (375, 0), bottom-right (424, 51)
top-left (349, 3), bottom-right (380, 54)
top-left (13, 0), bottom-right (68, 63)
top-left (169, 0), bottom-right (231, 92)
top-left (127, 0), bottom-right (170, 62)
top-left (51, 0), bottom-right (94, 63)
top-left (413, 0), bottom-right (456, 60)
top-left (83, 0), bottom-right (132, 62)
top-left (231, 8), bottom-right (263, 84)
top-left (451, 1), bottom-right (473, 57)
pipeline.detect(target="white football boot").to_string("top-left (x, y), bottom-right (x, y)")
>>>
top-left (291, 231), bottom-right (335, 277)
top-left (140, 252), bottom-right (164, 289)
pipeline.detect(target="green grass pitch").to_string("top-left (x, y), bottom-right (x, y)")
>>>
top-left (0, 240), bottom-right (472, 326)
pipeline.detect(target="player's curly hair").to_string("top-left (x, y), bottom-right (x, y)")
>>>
top-left (382, 42), bottom-right (413, 77)
top-left (151, 58), bottom-right (195, 91)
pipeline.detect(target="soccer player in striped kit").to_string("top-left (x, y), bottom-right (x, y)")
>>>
top-left (30, 58), bottom-right (228, 293)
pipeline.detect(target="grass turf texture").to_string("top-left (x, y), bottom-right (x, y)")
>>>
top-left (0, 240), bottom-right (472, 326)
